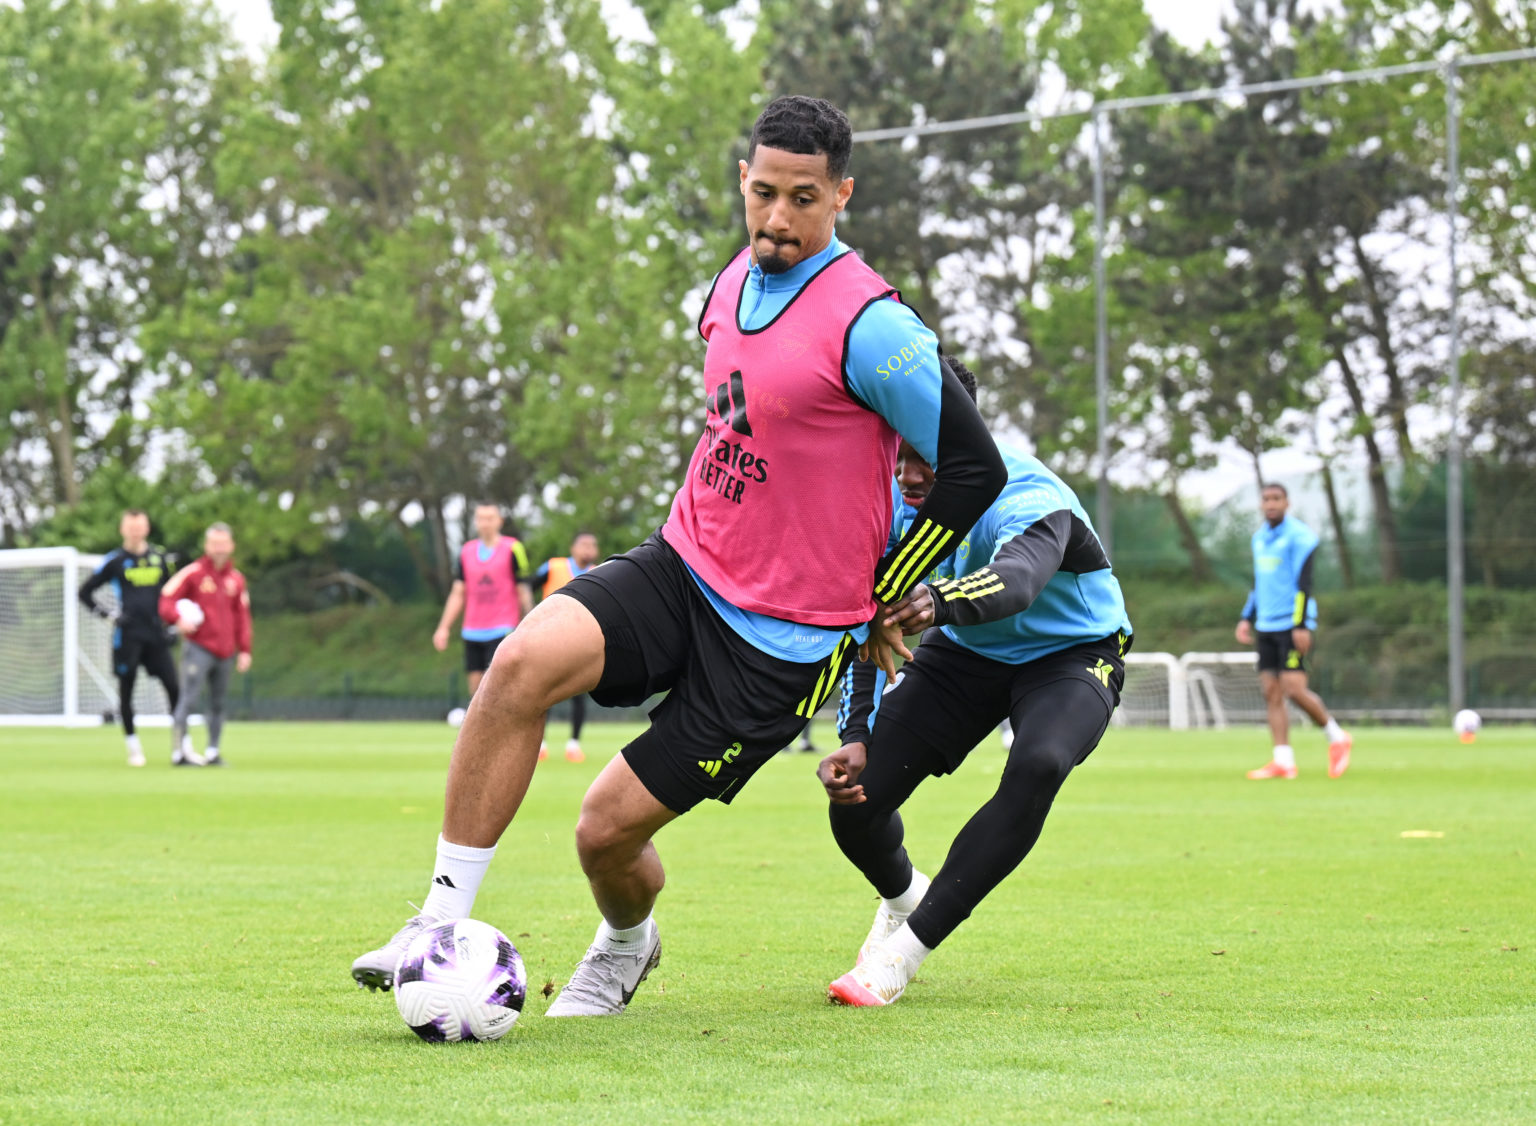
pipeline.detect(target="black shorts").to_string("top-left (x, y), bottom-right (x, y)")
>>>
top-left (554, 531), bottom-right (858, 813)
top-left (464, 635), bottom-right (507, 673)
top-left (113, 633), bottom-right (176, 681)
top-left (874, 630), bottom-right (1130, 773)
top-left (1255, 629), bottom-right (1307, 674)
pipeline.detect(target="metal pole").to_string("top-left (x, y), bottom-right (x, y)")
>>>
top-left (1092, 106), bottom-right (1112, 553)
top-left (1445, 61), bottom-right (1466, 714)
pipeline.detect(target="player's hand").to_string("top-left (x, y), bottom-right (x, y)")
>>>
top-left (1235, 620), bottom-right (1254, 646)
top-left (818, 741), bottom-right (868, 805)
top-left (882, 584), bottom-right (936, 634)
top-left (432, 625), bottom-right (450, 652)
top-left (858, 607), bottom-right (912, 680)
top-left (236, 652), bottom-right (252, 674)
top-left (1291, 627), bottom-right (1312, 657)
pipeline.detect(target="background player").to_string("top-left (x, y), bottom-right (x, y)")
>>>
top-left (1236, 483), bottom-right (1352, 780)
top-left (432, 503), bottom-right (533, 698)
top-left (159, 523), bottom-right (252, 767)
top-left (819, 358), bottom-right (1133, 1006)
top-left (77, 508), bottom-right (179, 767)
top-left (533, 532), bottom-right (601, 763)
top-left (350, 95), bottom-right (1007, 1012)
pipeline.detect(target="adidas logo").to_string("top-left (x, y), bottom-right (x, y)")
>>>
top-left (698, 742), bottom-right (743, 779)
top-left (432, 875), bottom-right (456, 888)
top-left (1086, 659), bottom-right (1112, 687)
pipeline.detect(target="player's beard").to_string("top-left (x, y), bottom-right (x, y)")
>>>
top-left (755, 232), bottom-right (798, 274)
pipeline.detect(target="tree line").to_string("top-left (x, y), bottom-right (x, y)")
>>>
top-left (3, 0), bottom-right (1532, 596)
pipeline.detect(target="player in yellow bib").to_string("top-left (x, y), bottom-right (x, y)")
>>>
top-left (534, 532), bottom-right (601, 762)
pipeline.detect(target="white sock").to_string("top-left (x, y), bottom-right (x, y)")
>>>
top-left (421, 835), bottom-right (496, 921)
top-left (595, 915), bottom-right (654, 955)
top-left (1324, 717), bottom-right (1346, 742)
top-left (205, 745), bottom-right (219, 758)
top-left (1273, 744), bottom-right (1296, 769)
top-left (884, 870), bottom-right (928, 915)
top-left (886, 922), bottom-right (933, 971)
top-left (125, 734), bottom-right (142, 754)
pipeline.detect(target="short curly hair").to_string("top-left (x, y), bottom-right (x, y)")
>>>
top-left (748, 96), bottom-right (853, 182)
top-left (942, 353), bottom-right (979, 403)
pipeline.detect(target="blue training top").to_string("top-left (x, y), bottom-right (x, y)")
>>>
top-left (933, 444), bottom-right (1132, 664)
top-left (1240, 515), bottom-right (1319, 632)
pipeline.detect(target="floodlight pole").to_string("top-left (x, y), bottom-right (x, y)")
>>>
top-left (1445, 60), bottom-right (1466, 714)
top-left (1092, 106), bottom-right (1112, 554)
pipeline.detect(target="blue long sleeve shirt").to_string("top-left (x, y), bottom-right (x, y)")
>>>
top-left (1240, 515), bottom-right (1319, 631)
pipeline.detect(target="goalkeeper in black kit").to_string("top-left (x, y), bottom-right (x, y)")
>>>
top-left (77, 508), bottom-right (180, 767)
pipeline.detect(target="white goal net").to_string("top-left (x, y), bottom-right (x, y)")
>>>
top-left (0, 547), bottom-right (177, 726)
top-left (1119, 651), bottom-right (1272, 729)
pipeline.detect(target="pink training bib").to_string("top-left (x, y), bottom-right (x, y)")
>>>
top-left (665, 248), bottom-right (901, 627)
top-left (460, 537), bottom-right (522, 633)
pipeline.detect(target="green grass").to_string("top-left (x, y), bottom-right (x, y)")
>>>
top-left (2, 724), bottom-right (1532, 1124)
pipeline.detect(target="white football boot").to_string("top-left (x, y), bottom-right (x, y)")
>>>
top-left (350, 911), bottom-right (438, 992)
top-left (857, 870), bottom-right (930, 965)
top-left (828, 941), bottom-right (921, 1007)
top-left (125, 736), bottom-right (146, 768)
top-left (171, 736), bottom-right (206, 767)
top-left (545, 921), bottom-right (661, 1017)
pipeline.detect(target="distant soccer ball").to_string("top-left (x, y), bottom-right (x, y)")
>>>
top-left (394, 919), bottom-right (525, 1043)
top-left (446, 707), bottom-right (467, 728)
top-left (174, 599), bottom-right (204, 629)
top-left (1453, 709), bottom-right (1482, 742)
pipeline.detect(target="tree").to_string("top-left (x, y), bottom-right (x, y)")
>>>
top-left (0, 0), bottom-right (248, 542)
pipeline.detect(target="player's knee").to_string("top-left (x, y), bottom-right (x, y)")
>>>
top-left (573, 809), bottom-right (639, 873)
top-left (1001, 745), bottom-right (1074, 800)
top-left (827, 798), bottom-right (878, 842)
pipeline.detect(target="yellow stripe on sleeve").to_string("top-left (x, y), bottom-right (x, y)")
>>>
top-left (879, 527), bottom-right (954, 600)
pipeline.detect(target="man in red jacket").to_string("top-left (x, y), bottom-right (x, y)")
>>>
top-left (159, 523), bottom-right (252, 767)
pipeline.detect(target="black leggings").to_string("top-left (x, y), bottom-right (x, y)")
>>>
top-left (829, 672), bottom-right (1112, 949)
top-left (569, 693), bottom-right (586, 740)
top-left (115, 641), bottom-right (180, 737)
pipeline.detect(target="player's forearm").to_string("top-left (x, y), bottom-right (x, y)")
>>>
top-left (518, 584), bottom-right (534, 617)
top-left (436, 588), bottom-right (465, 630)
top-left (928, 514), bottom-right (1069, 628)
top-left (1293, 550), bottom-right (1317, 626)
top-left (78, 570), bottom-right (112, 616)
top-left (836, 658), bottom-right (884, 746)
top-left (872, 372), bottom-right (1006, 604)
top-left (1240, 591), bottom-right (1257, 623)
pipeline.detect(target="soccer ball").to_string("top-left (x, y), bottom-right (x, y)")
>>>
top-left (174, 599), bottom-right (204, 629)
top-left (1453, 709), bottom-right (1482, 743)
top-left (394, 919), bottom-right (526, 1042)
top-left (446, 707), bottom-right (467, 728)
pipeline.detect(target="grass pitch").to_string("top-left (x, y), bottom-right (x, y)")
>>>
top-left (2, 722), bottom-right (1532, 1124)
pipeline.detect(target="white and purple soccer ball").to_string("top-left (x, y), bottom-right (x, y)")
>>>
top-left (394, 918), bottom-right (526, 1042)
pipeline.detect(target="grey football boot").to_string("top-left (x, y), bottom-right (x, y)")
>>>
top-left (351, 912), bottom-right (437, 992)
top-left (545, 921), bottom-right (662, 1016)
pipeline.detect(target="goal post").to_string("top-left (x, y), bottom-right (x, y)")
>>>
top-left (1119, 651), bottom-right (1268, 729)
top-left (1178, 651), bottom-right (1267, 729)
top-left (1120, 651), bottom-right (1188, 728)
top-left (0, 546), bottom-right (180, 727)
